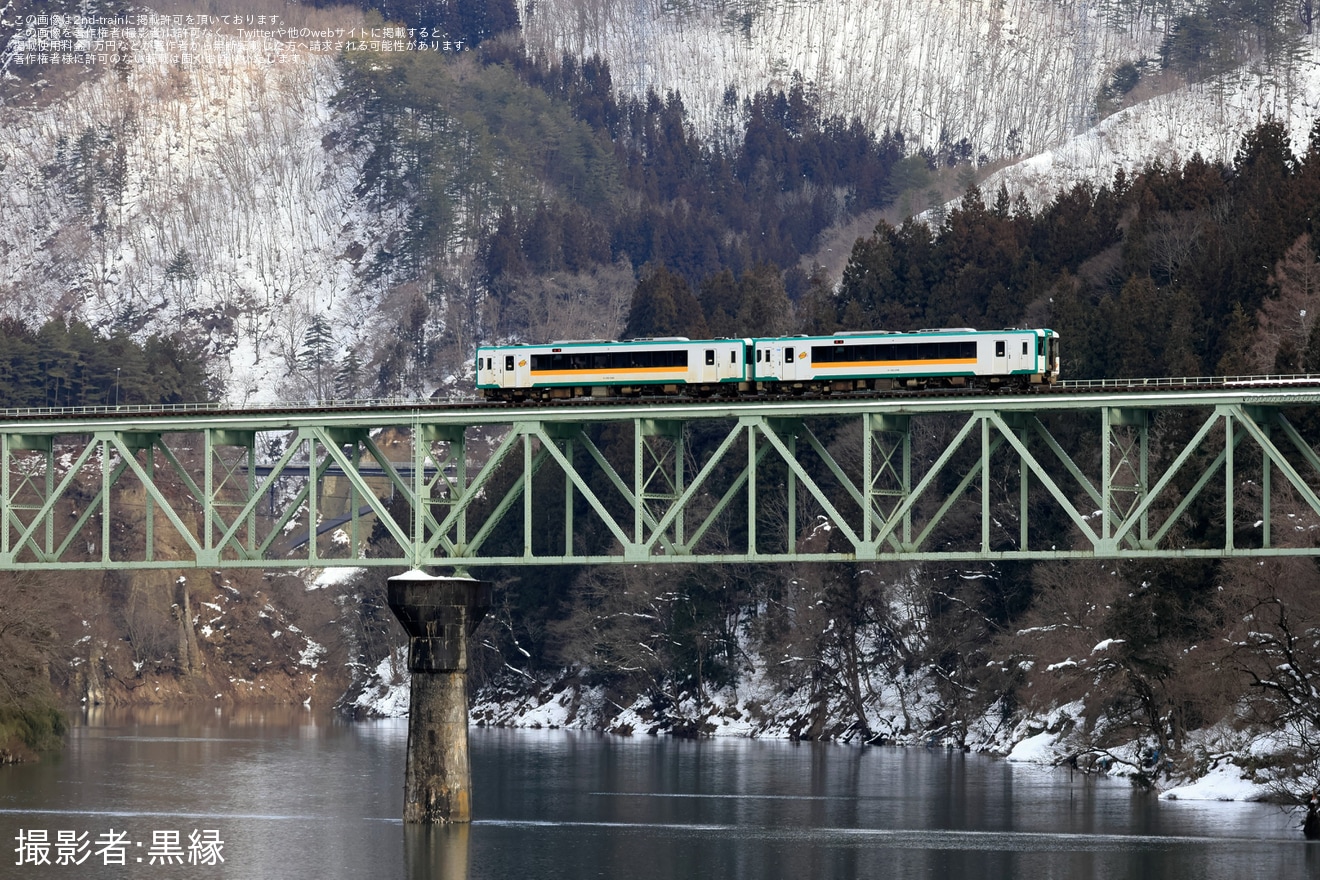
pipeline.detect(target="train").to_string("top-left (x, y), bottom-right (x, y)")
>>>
top-left (475, 328), bottom-right (1061, 401)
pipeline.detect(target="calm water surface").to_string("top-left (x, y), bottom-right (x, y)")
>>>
top-left (0, 707), bottom-right (1316, 879)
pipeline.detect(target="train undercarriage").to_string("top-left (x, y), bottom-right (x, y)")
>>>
top-left (480, 373), bottom-right (1054, 402)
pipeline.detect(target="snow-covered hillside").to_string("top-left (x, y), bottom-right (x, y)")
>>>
top-left (519, 0), bottom-right (1159, 157)
top-left (0, 18), bottom-right (398, 406)
top-left (520, 0), bottom-right (1320, 190)
top-left (989, 53), bottom-right (1320, 206)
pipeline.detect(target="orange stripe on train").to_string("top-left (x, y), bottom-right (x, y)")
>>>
top-left (530, 367), bottom-right (688, 377)
top-left (810, 358), bottom-right (978, 369)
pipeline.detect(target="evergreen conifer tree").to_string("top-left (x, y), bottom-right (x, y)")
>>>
top-left (299, 315), bottom-right (336, 402)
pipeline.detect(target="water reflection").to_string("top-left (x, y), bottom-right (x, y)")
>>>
top-left (0, 710), bottom-right (1312, 879)
top-left (405, 823), bottom-right (469, 880)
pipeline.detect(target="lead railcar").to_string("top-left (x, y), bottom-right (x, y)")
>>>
top-left (753, 328), bottom-right (1061, 393)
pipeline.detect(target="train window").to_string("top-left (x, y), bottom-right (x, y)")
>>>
top-left (730, 351), bottom-right (737, 364)
top-left (784, 347), bottom-right (794, 362)
top-left (1038, 338), bottom-right (1045, 356)
top-left (644, 350), bottom-right (658, 368)
top-left (505, 355), bottom-right (514, 371)
top-left (995, 341), bottom-right (1005, 358)
top-left (705, 349), bottom-right (715, 366)
top-left (1022, 341), bottom-right (1029, 356)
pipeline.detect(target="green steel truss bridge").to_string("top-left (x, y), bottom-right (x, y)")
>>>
top-left (5, 383), bottom-right (1320, 573)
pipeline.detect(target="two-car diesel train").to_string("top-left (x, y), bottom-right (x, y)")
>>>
top-left (475, 328), bottom-right (1060, 401)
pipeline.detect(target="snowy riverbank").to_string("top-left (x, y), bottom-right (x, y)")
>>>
top-left (350, 654), bottom-right (1288, 805)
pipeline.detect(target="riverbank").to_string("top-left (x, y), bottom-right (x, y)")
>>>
top-left (348, 652), bottom-right (1291, 807)
top-left (0, 702), bottom-right (67, 765)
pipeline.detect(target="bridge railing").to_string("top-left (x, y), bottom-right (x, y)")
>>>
top-left (7, 374), bottom-right (1320, 419)
top-left (1056, 373), bottom-right (1320, 390)
top-left (0, 395), bottom-right (480, 419)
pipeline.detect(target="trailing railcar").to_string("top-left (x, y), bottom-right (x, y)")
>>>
top-left (476, 328), bottom-right (1060, 400)
top-left (476, 338), bottom-right (751, 400)
top-left (752, 328), bottom-right (1060, 392)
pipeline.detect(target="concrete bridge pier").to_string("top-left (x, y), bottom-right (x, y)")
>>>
top-left (386, 570), bottom-right (491, 824)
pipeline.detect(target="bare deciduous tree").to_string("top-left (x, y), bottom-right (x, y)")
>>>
top-left (1255, 233), bottom-right (1320, 371)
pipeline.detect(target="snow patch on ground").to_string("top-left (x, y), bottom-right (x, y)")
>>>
top-left (352, 648), bottom-right (410, 718)
top-left (299, 639), bottom-right (326, 669)
top-left (1161, 761), bottom-right (1268, 802)
top-left (308, 566), bottom-right (364, 591)
top-left (1007, 730), bottom-right (1067, 764)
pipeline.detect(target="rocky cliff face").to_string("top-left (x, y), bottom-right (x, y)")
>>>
top-left (57, 567), bottom-right (353, 712)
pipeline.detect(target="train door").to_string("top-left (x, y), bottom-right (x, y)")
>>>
top-left (476, 352), bottom-right (496, 389)
top-left (992, 338), bottom-right (1008, 376)
top-left (483, 353), bottom-right (508, 390)
top-left (782, 345), bottom-right (797, 381)
top-left (721, 344), bottom-right (740, 383)
top-left (754, 344), bottom-right (773, 382)
top-left (508, 353), bottom-right (531, 388)
top-left (701, 347), bottom-right (717, 383)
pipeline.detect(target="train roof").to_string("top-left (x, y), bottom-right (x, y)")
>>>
top-left (478, 337), bottom-right (749, 350)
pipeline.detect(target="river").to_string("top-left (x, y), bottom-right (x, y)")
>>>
top-left (1, 707), bottom-right (1316, 879)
